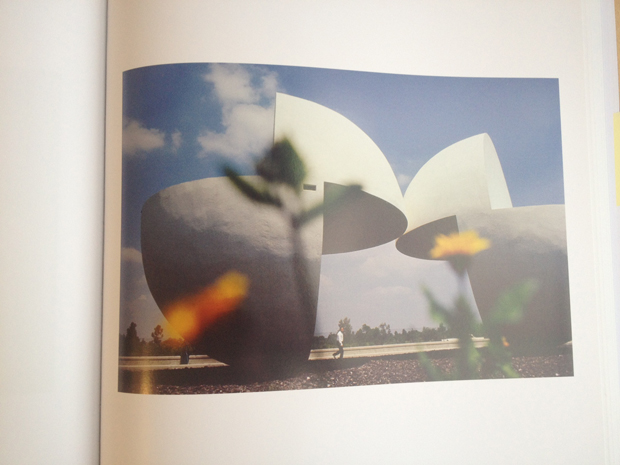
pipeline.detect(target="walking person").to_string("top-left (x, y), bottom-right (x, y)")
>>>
top-left (333, 326), bottom-right (344, 360)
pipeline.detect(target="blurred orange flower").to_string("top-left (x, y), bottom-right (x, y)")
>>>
top-left (430, 230), bottom-right (490, 259)
top-left (165, 271), bottom-right (249, 341)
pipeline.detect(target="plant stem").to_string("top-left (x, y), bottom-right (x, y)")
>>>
top-left (290, 216), bottom-right (316, 340)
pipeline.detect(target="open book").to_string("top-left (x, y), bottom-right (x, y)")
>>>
top-left (3, 1), bottom-right (620, 463)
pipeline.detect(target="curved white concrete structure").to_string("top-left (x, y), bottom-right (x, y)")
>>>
top-left (275, 93), bottom-right (407, 253)
top-left (396, 134), bottom-right (571, 350)
top-left (397, 134), bottom-right (511, 255)
top-left (140, 94), bottom-right (408, 371)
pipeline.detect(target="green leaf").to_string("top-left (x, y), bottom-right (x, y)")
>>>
top-left (294, 203), bottom-right (325, 228)
top-left (295, 184), bottom-right (362, 227)
top-left (223, 166), bottom-right (282, 207)
top-left (499, 362), bottom-right (520, 378)
top-left (323, 183), bottom-right (362, 206)
top-left (256, 138), bottom-right (307, 192)
top-left (462, 343), bottom-right (482, 379)
top-left (489, 279), bottom-right (538, 326)
top-left (418, 352), bottom-right (446, 381)
top-left (422, 286), bottom-right (451, 325)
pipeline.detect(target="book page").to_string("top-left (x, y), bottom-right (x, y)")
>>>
top-left (102, 1), bottom-right (619, 463)
top-left (0, 1), bottom-right (107, 464)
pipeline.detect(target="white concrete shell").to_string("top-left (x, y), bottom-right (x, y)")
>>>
top-left (275, 93), bottom-right (407, 253)
top-left (397, 133), bottom-right (511, 253)
top-left (140, 94), bottom-right (408, 370)
top-left (396, 134), bottom-right (571, 350)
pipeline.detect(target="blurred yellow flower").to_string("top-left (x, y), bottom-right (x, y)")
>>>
top-left (430, 230), bottom-right (490, 259)
top-left (164, 271), bottom-right (249, 341)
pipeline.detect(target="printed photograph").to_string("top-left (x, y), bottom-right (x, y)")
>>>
top-left (118, 63), bottom-right (573, 394)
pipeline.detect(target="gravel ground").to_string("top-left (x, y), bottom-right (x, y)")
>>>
top-left (120, 350), bottom-right (573, 395)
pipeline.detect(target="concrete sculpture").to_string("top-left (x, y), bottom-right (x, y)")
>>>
top-left (274, 93), bottom-right (407, 254)
top-left (396, 134), bottom-right (571, 351)
top-left (141, 93), bottom-right (407, 372)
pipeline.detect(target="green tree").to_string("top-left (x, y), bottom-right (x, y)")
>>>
top-left (123, 322), bottom-right (142, 356)
top-left (311, 335), bottom-right (328, 349)
top-left (378, 323), bottom-right (393, 345)
top-left (420, 326), bottom-right (438, 342)
top-left (151, 324), bottom-right (164, 346)
top-left (338, 317), bottom-right (353, 343)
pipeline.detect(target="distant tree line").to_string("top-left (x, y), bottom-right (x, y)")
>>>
top-left (119, 322), bottom-right (187, 356)
top-left (120, 317), bottom-right (480, 356)
top-left (311, 317), bottom-right (475, 349)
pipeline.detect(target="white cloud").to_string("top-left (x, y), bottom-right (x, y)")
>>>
top-left (197, 104), bottom-right (274, 160)
top-left (123, 290), bottom-right (164, 338)
top-left (314, 241), bottom-right (482, 334)
top-left (356, 242), bottom-right (422, 280)
top-left (198, 64), bottom-right (280, 162)
top-left (171, 130), bottom-right (182, 151)
top-left (260, 73), bottom-right (279, 98)
top-left (204, 64), bottom-right (259, 104)
top-left (364, 285), bottom-right (413, 297)
top-left (397, 173), bottom-right (413, 191)
top-left (119, 251), bottom-right (183, 340)
top-left (122, 119), bottom-right (166, 155)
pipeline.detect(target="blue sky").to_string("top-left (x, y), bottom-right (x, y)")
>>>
top-left (120, 63), bottom-right (564, 339)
